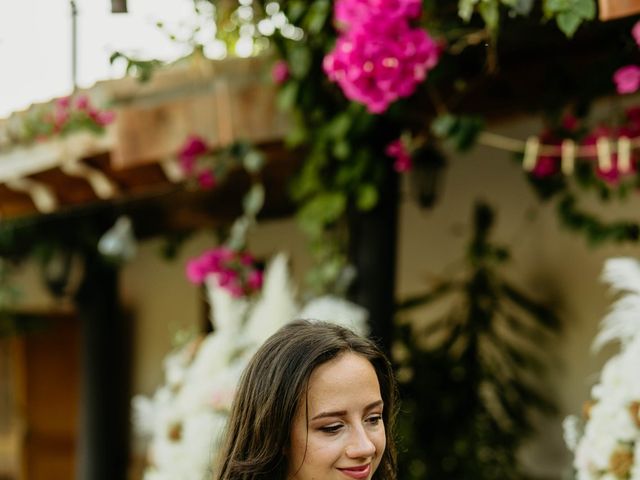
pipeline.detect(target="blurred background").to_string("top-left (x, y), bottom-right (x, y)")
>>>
top-left (1, 1), bottom-right (640, 479)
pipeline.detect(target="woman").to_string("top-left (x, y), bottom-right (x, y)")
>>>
top-left (215, 320), bottom-right (398, 480)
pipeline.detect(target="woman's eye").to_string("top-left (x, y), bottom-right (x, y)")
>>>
top-left (320, 424), bottom-right (343, 434)
top-left (367, 415), bottom-right (382, 426)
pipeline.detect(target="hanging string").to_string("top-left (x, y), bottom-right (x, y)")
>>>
top-left (476, 131), bottom-right (640, 172)
top-left (477, 131), bottom-right (640, 156)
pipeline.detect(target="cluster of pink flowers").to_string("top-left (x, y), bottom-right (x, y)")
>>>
top-left (323, 0), bottom-right (440, 114)
top-left (531, 110), bottom-right (640, 185)
top-left (44, 95), bottom-right (115, 136)
top-left (177, 135), bottom-right (217, 190)
top-left (385, 138), bottom-right (412, 172)
top-left (186, 246), bottom-right (263, 297)
top-left (613, 21), bottom-right (640, 94)
top-left (334, 0), bottom-right (422, 28)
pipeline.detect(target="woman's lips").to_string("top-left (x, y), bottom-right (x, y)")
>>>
top-left (338, 464), bottom-right (371, 479)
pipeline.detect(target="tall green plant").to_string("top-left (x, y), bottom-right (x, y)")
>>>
top-left (394, 202), bottom-right (560, 480)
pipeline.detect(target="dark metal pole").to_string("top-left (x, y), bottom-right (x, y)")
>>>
top-left (74, 252), bottom-right (129, 480)
top-left (348, 163), bottom-right (399, 354)
top-left (70, 0), bottom-right (78, 91)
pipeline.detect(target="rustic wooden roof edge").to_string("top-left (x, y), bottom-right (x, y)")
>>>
top-left (0, 55), bottom-right (292, 221)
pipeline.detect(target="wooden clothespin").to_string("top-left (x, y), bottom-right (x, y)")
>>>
top-left (523, 136), bottom-right (540, 171)
top-left (617, 136), bottom-right (632, 173)
top-left (597, 137), bottom-right (612, 171)
top-left (561, 139), bottom-right (576, 175)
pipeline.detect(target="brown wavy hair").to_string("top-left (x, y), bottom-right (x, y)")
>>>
top-left (214, 320), bottom-right (398, 480)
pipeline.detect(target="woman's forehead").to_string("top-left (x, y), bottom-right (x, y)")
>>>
top-left (305, 352), bottom-right (382, 412)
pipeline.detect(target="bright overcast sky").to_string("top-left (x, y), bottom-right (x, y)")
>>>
top-left (0, 0), bottom-right (202, 118)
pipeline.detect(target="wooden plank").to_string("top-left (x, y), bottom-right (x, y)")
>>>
top-left (599, 0), bottom-right (640, 20)
top-left (110, 94), bottom-right (220, 170)
top-left (21, 314), bottom-right (80, 480)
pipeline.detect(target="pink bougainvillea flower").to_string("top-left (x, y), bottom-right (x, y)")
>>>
top-left (53, 109), bottom-right (70, 131)
top-left (226, 281), bottom-right (245, 298)
top-left (56, 96), bottom-right (71, 109)
top-left (530, 130), bottom-right (560, 178)
top-left (247, 269), bottom-right (264, 290)
top-left (96, 110), bottom-right (116, 126)
top-left (197, 170), bottom-right (216, 190)
top-left (185, 247), bottom-right (263, 297)
top-left (613, 65), bottom-right (640, 94)
top-left (561, 114), bottom-right (579, 132)
top-left (217, 268), bottom-right (239, 288)
top-left (632, 20), bottom-right (640, 47)
top-left (385, 138), bottom-right (412, 172)
top-left (324, 18), bottom-right (440, 114)
top-left (532, 156), bottom-right (559, 178)
top-left (178, 135), bottom-right (208, 173)
top-left (75, 95), bottom-right (90, 110)
top-left (179, 135), bottom-right (208, 158)
top-left (334, 0), bottom-right (422, 29)
top-left (186, 257), bottom-right (208, 284)
top-left (271, 60), bottom-right (290, 84)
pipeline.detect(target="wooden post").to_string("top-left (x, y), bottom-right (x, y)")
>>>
top-left (348, 163), bottom-right (399, 353)
top-left (74, 252), bottom-right (129, 480)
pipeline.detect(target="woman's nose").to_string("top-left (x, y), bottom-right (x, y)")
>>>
top-left (345, 426), bottom-right (376, 458)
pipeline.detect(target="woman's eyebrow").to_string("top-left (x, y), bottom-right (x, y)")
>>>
top-left (310, 400), bottom-right (384, 421)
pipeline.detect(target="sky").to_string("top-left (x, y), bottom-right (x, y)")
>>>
top-left (0, 0), bottom-right (202, 118)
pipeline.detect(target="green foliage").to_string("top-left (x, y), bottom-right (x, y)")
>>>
top-left (110, 51), bottom-right (163, 82)
top-left (394, 202), bottom-right (560, 479)
top-left (458, 0), bottom-right (596, 36)
top-left (432, 114), bottom-right (485, 152)
top-left (557, 194), bottom-right (640, 246)
top-left (543, 0), bottom-right (596, 37)
top-left (458, 0), bottom-right (519, 31)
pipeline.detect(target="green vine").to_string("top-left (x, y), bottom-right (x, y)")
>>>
top-left (557, 193), bottom-right (640, 245)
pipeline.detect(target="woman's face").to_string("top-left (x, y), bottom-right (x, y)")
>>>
top-left (287, 352), bottom-right (386, 480)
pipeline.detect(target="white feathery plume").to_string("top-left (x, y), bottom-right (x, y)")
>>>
top-left (243, 253), bottom-right (299, 345)
top-left (205, 275), bottom-right (249, 333)
top-left (593, 257), bottom-right (640, 351)
top-left (298, 295), bottom-right (370, 336)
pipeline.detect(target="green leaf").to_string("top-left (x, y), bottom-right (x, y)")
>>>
top-left (242, 150), bottom-right (265, 173)
top-left (286, 1), bottom-right (307, 23)
top-left (458, 0), bottom-right (480, 22)
top-left (356, 184), bottom-right (379, 210)
top-left (543, 0), bottom-right (595, 36)
top-left (556, 11), bottom-right (582, 37)
top-left (436, 115), bottom-right (484, 151)
top-left (431, 114), bottom-right (457, 138)
top-left (277, 81), bottom-right (299, 111)
top-left (297, 192), bottom-right (347, 235)
top-left (479, 2), bottom-right (500, 31)
top-left (304, 0), bottom-right (331, 34)
top-left (332, 140), bottom-right (351, 160)
top-left (574, 0), bottom-right (596, 18)
top-left (288, 46), bottom-right (312, 79)
top-left (326, 113), bottom-right (352, 139)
